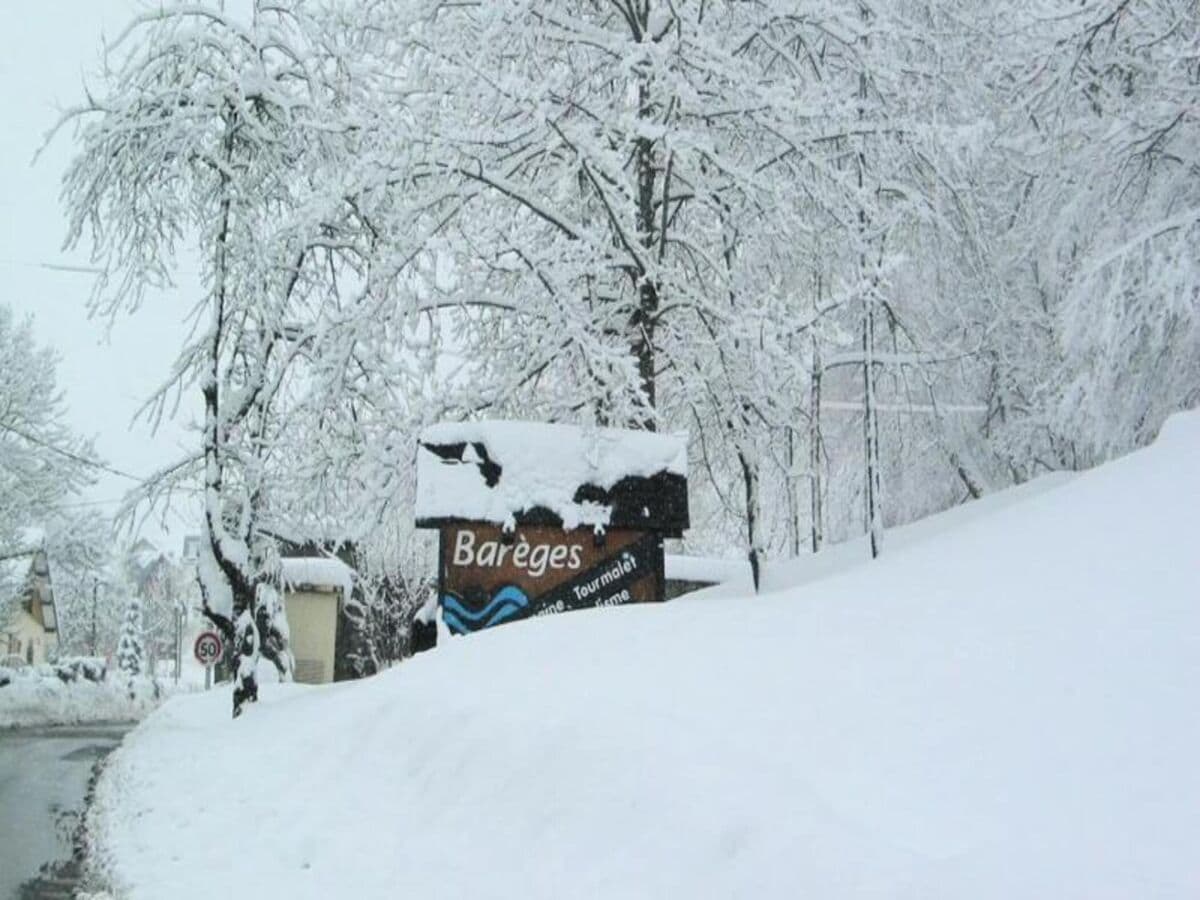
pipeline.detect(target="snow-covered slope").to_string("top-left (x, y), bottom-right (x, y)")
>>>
top-left (91, 414), bottom-right (1200, 899)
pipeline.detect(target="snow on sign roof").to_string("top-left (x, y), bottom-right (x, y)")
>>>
top-left (416, 420), bottom-right (689, 534)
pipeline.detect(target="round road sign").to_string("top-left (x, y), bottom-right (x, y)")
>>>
top-left (193, 631), bottom-right (224, 667)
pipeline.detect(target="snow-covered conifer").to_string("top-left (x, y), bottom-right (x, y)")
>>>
top-left (115, 595), bottom-right (145, 679)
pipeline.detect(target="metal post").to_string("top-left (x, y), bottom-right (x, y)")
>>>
top-left (90, 578), bottom-right (98, 657)
top-left (174, 607), bottom-right (182, 683)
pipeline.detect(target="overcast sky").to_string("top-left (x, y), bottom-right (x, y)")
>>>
top-left (1, 2), bottom-right (199, 549)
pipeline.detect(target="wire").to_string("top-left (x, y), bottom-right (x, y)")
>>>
top-left (0, 257), bottom-right (106, 275)
top-left (0, 421), bottom-right (142, 481)
top-left (53, 496), bottom-right (130, 509)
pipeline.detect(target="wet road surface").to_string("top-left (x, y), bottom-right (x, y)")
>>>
top-left (0, 724), bottom-right (129, 899)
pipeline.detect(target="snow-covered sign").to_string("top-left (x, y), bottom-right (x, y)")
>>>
top-left (416, 421), bottom-right (689, 635)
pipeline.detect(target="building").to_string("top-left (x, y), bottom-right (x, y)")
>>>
top-left (281, 555), bottom-right (355, 685)
top-left (181, 534), bottom-right (202, 565)
top-left (1, 548), bottom-right (60, 666)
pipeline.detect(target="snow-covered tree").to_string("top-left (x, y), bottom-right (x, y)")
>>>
top-left (968, 0), bottom-right (1199, 472)
top-left (115, 594), bottom-right (146, 681)
top-left (56, 0), bottom-right (1198, 640)
top-left (336, 0), bottom-right (983, 566)
top-left (1, 302), bottom-right (102, 629)
top-left (57, 2), bottom-right (363, 713)
top-left (0, 306), bottom-right (96, 551)
top-left (43, 510), bottom-right (118, 657)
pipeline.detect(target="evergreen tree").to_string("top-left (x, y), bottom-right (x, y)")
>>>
top-left (115, 594), bottom-right (146, 681)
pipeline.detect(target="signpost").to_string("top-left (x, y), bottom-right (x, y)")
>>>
top-left (415, 420), bottom-right (689, 639)
top-left (193, 630), bottom-right (224, 690)
top-left (439, 524), bottom-right (664, 634)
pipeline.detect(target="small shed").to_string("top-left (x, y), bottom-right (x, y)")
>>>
top-left (416, 420), bottom-right (688, 635)
top-left (280, 556), bottom-right (354, 684)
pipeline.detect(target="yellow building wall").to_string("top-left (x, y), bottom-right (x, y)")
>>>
top-left (284, 589), bottom-right (339, 684)
top-left (2, 607), bottom-right (58, 666)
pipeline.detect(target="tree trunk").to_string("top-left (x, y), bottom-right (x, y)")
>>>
top-left (201, 107), bottom-right (263, 718)
top-left (856, 22), bottom-right (883, 559)
top-left (785, 426), bottom-right (801, 557)
top-left (631, 70), bottom-right (658, 429)
top-left (862, 301), bottom-right (883, 559)
top-left (738, 448), bottom-right (761, 591)
top-left (809, 335), bottom-right (824, 554)
top-left (231, 609), bottom-right (259, 718)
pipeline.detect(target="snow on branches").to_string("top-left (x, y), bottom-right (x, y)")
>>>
top-left (54, 0), bottom-right (1198, 690)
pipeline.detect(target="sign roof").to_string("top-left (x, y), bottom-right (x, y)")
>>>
top-left (416, 420), bottom-right (689, 535)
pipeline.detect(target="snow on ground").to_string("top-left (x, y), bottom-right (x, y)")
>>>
top-left (664, 552), bottom-right (752, 588)
top-left (0, 671), bottom-right (168, 728)
top-left (91, 414), bottom-right (1200, 899)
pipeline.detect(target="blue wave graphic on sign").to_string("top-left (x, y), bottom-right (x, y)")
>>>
top-left (442, 585), bottom-right (529, 634)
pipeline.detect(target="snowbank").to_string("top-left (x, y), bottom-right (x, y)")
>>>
top-left (0, 669), bottom-right (167, 729)
top-left (90, 413), bottom-right (1200, 899)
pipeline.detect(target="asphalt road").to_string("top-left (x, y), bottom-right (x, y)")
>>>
top-left (0, 724), bottom-right (129, 900)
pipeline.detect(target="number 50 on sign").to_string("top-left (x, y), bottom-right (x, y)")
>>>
top-left (193, 631), bottom-right (224, 667)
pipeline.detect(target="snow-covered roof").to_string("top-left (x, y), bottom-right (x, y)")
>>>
top-left (1, 549), bottom-right (57, 632)
top-left (280, 557), bottom-right (355, 601)
top-left (416, 420), bottom-right (689, 534)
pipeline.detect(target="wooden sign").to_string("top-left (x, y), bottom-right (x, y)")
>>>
top-left (438, 524), bottom-right (663, 634)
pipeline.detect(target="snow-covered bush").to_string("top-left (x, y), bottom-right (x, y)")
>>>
top-left (52, 656), bottom-right (107, 684)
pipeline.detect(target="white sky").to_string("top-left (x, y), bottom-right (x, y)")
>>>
top-left (1, 2), bottom-right (199, 549)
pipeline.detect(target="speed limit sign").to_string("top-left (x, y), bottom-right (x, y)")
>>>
top-left (193, 631), bottom-right (224, 667)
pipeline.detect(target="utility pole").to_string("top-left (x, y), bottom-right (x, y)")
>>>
top-left (90, 577), bottom-right (98, 657)
top-left (174, 597), bottom-right (183, 683)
